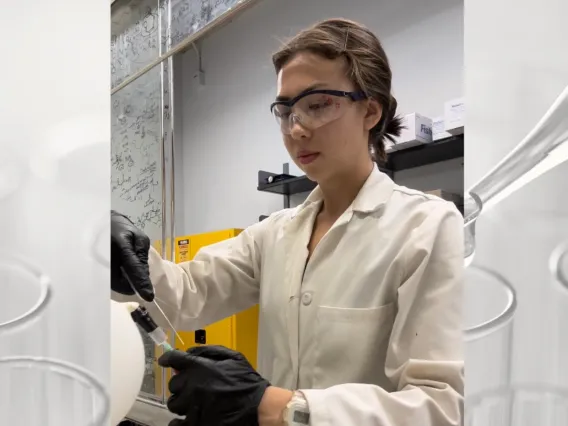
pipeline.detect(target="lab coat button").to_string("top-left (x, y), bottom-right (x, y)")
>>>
top-left (301, 292), bottom-right (313, 306)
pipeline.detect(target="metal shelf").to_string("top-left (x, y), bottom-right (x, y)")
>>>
top-left (384, 134), bottom-right (464, 171)
top-left (257, 170), bottom-right (317, 196)
top-left (257, 134), bottom-right (464, 199)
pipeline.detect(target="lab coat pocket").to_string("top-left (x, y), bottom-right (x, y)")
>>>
top-left (313, 303), bottom-right (395, 389)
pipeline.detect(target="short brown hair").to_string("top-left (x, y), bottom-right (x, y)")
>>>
top-left (272, 18), bottom-right (403, 163)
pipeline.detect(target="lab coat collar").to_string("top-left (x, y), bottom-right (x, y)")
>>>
top-left (293, 165), bottom-right (394, 218)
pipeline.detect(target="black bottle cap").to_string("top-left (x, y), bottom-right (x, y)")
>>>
top-left (130, 305), bottom-right (159, 334)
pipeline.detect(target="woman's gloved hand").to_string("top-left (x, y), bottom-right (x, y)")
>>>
top-left (111, 210), bottom-right (154, 302)
top-left (158, 345), bottom-right (271, 426)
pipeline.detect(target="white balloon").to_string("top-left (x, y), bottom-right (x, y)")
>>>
top-left (110, 300), bottom-right (145, 425)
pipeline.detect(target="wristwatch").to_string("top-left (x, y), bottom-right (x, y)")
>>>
top-left (282, 391), bottom-right (310, 425)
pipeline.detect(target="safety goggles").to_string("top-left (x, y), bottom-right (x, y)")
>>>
top-left (270, 89), bottom-right (367, 135)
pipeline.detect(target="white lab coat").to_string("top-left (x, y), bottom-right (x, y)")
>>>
top-left (130, 166), bottom-right (464, 426)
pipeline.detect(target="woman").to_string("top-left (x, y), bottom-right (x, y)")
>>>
top-left (112, 18), bottom-right (463, 426)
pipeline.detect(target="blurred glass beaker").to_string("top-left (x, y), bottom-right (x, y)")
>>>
top-left (466, 384), bottom-right (568, 426)
top-left (465, 265), bottom-right (517, 395)
top-left (0, 356), bottom-right (109, 425)
top-left (0, 253), bottom-right (51, 357)
top-left (548, 241), bottom-right (568, 387)
top-left (550, 241), bottom-right (568, 291)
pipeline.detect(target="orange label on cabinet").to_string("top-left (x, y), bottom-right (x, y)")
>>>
top-left (177, 239), bottom-right (190, 263)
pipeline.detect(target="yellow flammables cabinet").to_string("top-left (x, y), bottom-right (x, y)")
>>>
top-left (173, 229), bottom-right (260, 368)
top-left (152, 229), bottom-right (260, 397)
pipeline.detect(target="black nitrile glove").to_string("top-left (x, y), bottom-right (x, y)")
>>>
top-left (158, 345), bottom-right (271, 426)
top-left (110, 210), bottom-right (154, 302)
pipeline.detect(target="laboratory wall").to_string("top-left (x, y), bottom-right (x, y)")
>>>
top-left (173, 0), bottom-right (464, 235)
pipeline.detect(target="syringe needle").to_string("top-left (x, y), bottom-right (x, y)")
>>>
top-left (152, 299), bottom-right (185, 346)
top-left (120, 266), bottom-right (185, 346)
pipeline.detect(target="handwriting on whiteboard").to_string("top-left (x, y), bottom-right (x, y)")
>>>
top-left (111, 72), bottom-right (163, 240)
top-left (111, 0), bottom-right (161, 88)
top-left (169, 0), bottom-right (243, 46)
top-left (111, 0), bottom-right (245, 89)
top-left (111, 0), bottom-right (163, 241)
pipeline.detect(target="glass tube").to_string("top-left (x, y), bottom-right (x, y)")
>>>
top-left (0, 356), bottom-right (109, 425)
top-left (464, 84), bottom-right (568, 264)
top-left (0, 253), bottom-right (51, 357)
top-left (464, 265), bottom-right (517, 395)
top-left (466, 384), bottom-right (568, 426)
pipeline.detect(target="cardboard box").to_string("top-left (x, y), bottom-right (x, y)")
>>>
top-left (425, 189), bottom-right (463, 205)
top-left (432, 116), bottom-right (452, 141)
top-left (394, 113), bottom-right (433, 150)
top-left (444, 98), bottom-right (465, 135)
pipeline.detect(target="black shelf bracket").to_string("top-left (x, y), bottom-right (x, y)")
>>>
top-left (257, 163), bottom-right (317, 209)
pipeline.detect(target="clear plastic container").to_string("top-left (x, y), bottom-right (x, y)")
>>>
top-left (0, 253), bottom-right (51, 357)
top-left (466, 384), bottom-right (568, 426)
top-left (464, 265), bottom-right (517, 395)
top-left (0, 356), bottom-right (109, 425)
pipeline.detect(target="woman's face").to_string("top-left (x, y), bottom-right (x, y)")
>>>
top-left (275, 52), bottom-right (381, 183)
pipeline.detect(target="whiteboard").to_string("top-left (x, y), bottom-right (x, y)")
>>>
top-left (111, 69), bottom-right (163, 243)
top-left (110, 0), bottom-right (247, 243)
top-left (111, 0), bottom-right (162, 89)
top-left (169, 0), bottom-right (243, 46)
top-left (111, 0), bottom-right (163, 244)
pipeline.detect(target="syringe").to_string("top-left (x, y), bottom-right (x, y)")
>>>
top-left (127, 303), bottom-right (174, 352)
top-left (120, 266), bottom-right (185, 346)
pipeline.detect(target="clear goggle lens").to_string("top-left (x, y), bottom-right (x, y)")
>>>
top-left (272, 92), bottom-right (357, 135)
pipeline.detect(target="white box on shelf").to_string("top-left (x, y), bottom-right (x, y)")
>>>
top-left (393, 113), bottom-right (433, 150)
top-left (432, 116), bottom-right (452, 141)
top-left (444, 98), bottom-right (465, 135)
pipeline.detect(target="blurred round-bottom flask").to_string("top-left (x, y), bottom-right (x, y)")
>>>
top-left (465, 265), bottom-right (517, 395)
top-left (466, 384), bottom-right (568, 426)
top-left (0, 253), bottom-right (51, 357)
top-left (0, 356), bottom-right (109, 426)
top-left (550, 242), bottom-right (568, 291)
